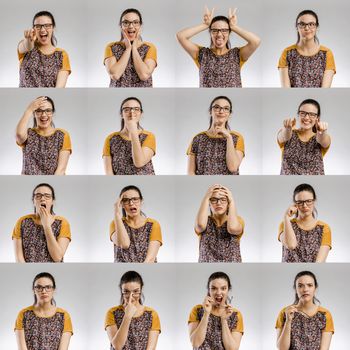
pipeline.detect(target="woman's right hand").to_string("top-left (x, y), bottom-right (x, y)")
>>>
top-left (285, 205), bottom-right (298, 219)
top-left (124, 293), bottom-right (138, 319)
top-left (284, 305), bottom-right (298, 322)
top-left (203, 296), bottom-right (213, 314)
top-left (24, 28), bottom-right (36, 48)
top-left (203, 6), bottom-right (215, 27)
top-left (283, 118), bottom-right (296, 131)
top-left (205, 184), bottom-right (222, 200)
top-left (25, 97), bottom-right (47, 114)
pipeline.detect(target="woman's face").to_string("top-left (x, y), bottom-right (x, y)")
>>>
top-left (208, 278), bottom-right (230, 307)
top-left (121, 189), bottom-right (142, 217)
top-left (33, 277), bottom-right (55, 304)
top-left (33, 186), bottom-right (54, 213)
top-left (209, 189), bottom-right (228, 216)
top-left (121, 281), bottom-right (142, 306)
top-left (294, 190), bottom-right (315, 218)
top-left (33, 15), bottom-right (54, 46)
top-left (297, 14), bottom-right (317, 42)
top-left (121, 99), bottom-right (142, 126)
top-left (120, 12), bottom-right (141, 42)
top-left (298, 103), bottom-right (319, 131)
top-left (210, 20), bottom-right (230, 49)
top-left (210, 98), bottom-right (231, 126)
top-left (295, 275), bottom-right (317, 304)
top-left (34, 100), bottom-right (54, 129)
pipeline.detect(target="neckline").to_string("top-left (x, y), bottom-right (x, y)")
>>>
top-left (33, 127), bottom-right (57, 137)
top-left (295, 129), bottom-right (316, 143)
top-left (293, 219), bottom-right (319, 231)
top-left (124, 217), bottom-right (148, 229)
top-left (295, 44), bottom-right (322, 58)
top-left (36, 45), bottom-right (57, 56)
top-left (32, 306), bottom-right (58, 318)
top-left (209, 47), bottom-right (231, 57)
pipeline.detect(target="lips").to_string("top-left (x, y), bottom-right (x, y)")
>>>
top-left (215, 296), bottom-right (223, 304)
top-left (40, 204), bottom-right (46, 208)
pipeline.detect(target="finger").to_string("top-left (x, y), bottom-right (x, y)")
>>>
top-left (127, 293), bottom-right (132, 304)
top-left (229, 8), bottom-right (232, 18)
top-left (211, 7), bottom-right (215, 17)
top-left (232, 8), bottom-right (237, 15)
top-left (204, 5), bottom-right (209, 15)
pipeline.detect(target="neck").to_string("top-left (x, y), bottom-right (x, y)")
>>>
top-left (298, 38), bottom-right (318, 50)
top-left (126, 214), bottom-right (144, 224)
top-left (212, 46), bottom-right (228, 55)
top-left (209, 123), bottom-right (226, 133)
top-left (37, 125), bottom-right (54, 135)
top-left (298, 300), bottom-right (316, 311)
top-left (35, 301), bottom-right (53, 311)
top-left (298, 127), bottom-right (314, 137)
top-left (298, 213), bottom-right (314, 222)
top-left (212, 213), bottom-right (227, 224)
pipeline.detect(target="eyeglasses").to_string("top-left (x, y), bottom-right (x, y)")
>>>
top-left (209, 197), bottom-right (228, 204)
top-left (295, 199), bottom-right (314, 207)
top-left (121, 20), bottom-right (141, 27)
top-left (210, 28), bottom-right (230, 35)
top-left (121, 197), bottom-right (141, 205)
top-left (297, 22), bottom-right (317, 29)
top-left (212, 105), bottom-right (231, 113)
top-left (122, 290), bottom-right (141, 296)
top-left (122, 107), bottom-right (141, 113)
top-left (33, 23), bottom-right (53, 30)
top-left (34, 193), bottom-right (52, 200)
top-left (34, 285), bottom-right (54, 292)
top-left (298, 111), bottom-right (318, 119)
top-left (34, 109), bottom-right (53, 116)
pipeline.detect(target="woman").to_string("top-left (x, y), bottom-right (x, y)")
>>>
top-left (278, 10), bottom-right (336, 88)
top-left (105, 271), bottom-right (161, 350)
top-left (176, 6), bottom-right (260, 87)
top-left (18, 11), bottom-right (71, 87)
top-left (103, 97), bottom-right (156, 175)
top-left (12, 183), bottom-right (71, 263)
top-left (110, 185), bottom-right (162, 263)
top-left (195, 184), bottom-right (244, 263)
top-left (104, 8), bottom-right (157, 87)
top-left (15, 272), bottom-right (73, 350)
top-left (276, 271), bottom-right (334, 350)
top-left (278, 184), bottom-right (331, 263)
top-left (16, 96), bottom-right (72, 175)
top-left (277, 99), bottom-right (330, 175)
top-left (187, 96), bottom-right (244, 175)
top-left (188, 271), bottom-right (244, 350)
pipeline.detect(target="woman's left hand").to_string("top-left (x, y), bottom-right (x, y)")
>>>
top-left (228, 8), bottom-right (238, 30)
top-left (38, 206), bottom-right (55, 229)
top-left (214, 124), bottom-right (231, 139)
top-left (221, 305), bottom-right (234, 320)
top-left (133, 28), bottom-right (143, 49)
top-left (316, 120), bottom-right (328, 134)
top-left (217, 186), bottom-right (234, 204)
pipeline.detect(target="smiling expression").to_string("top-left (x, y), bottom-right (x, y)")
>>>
top-left (121, 12), bottom-right (141, 42)
top-left (33, 15), bottom-right (54, 46)
top-left (298, 103), bottom-right (319, 131)
top-left (210, 20), bottom-right (230, 49)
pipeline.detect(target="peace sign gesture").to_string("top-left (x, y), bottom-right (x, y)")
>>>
top-left (228, 8), bottom-right (238, 30)
top-left (316, 120), bottom-right (328, 134)
top-left (203, 6), bottom-right (215, 27)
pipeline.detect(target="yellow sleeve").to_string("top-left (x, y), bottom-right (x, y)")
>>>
top-left (188, 305), bottom-right (200, 323)
top-left (278, 48), bottom-right (288, 68)
top-left (145, 43), bottom-right (157, 64)
top-left (151, 309), bottom-right (161, 332)
top-left (61, 130), bottom-right (72, 153)
top-left (234, 310), bottom-right (244, 334)
top-left (321, 143), bottom-right (330, 157)
top-left (109, 220), bottom-right (115, 241)
top-left (12, 218), bottom-right (22, 240)
top-left (234, 133), bottom-right (245, 155)
top-left (321, 223), bottom-right (332, 249)
top-left (105, 308), bottom-right (117, 329)
top-left (324, 310), bottom-right (334, 333)
top-left (14, 309), bottom-right (25, 330)
top-left (61, 50), bottom-right (71, 73)
top-left (58, 218), bottom-right (71, 241)
top-left (275, 309), bottom-right (286, 329)
top-left (186, 140), bottom-right (194, 156)
top-left (63, 311), bottom-right (73, 334)
top-left (278, 221), bottom-right (284, 241)
top-left (103, 135), bottom-right (112, 157)
top-left (325, 49), bottom-right (336, 73)
top-left (238, 47), bottom-right (246, 67)
top-left (142, 132), bottom-right (156, 154)
top-left (149, 220), bottom-right (162, 245)
top-left (193, 45), bottom-right (203, 68)
top-left (236, 217), bottom-right (245, 239)
top-left (104, 43), bottom-right (114, 63)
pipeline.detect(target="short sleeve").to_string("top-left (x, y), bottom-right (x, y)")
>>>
top-left (12, 218), bottom-right (22, 240)
top-left (193, 45), bottom-right (203, 68)
top-left (278, 221), bottom-right (284, 241)
top-left (61, 50), bottom-right (71, 73)
top-left (109, 220), bottom-right (115, 241)
top-left (238, 47), bottom-right (246, 67)
top-left (321, 223), bottom-right (332, 249)
top-left (14, 309), bottom-right (25, 330)
top-left (150, 220), bottom-right (162, 245)
top-left (186, 135), bottom-right (198, 156)
top-left (324, 310), bottom-right (334, 333)
top-left (321, 144), bottom-right (330, 157)
top-left (58, 218), bottom-right (71, 241)
top-left (105, 308), bottom-right (117, 329)
top-left (151, 309), bottom-right (161, 332)
top-left (103, 135), bottom-right (112, 157)
top-left (61, 130), bottom-right (72, 153)
top-left (104, 43), bottom-right (114, 64)
top-left (275, 309), bottom-right (286, 329)
top-left (278, 48), bottom-right (288, 68)
top-left (63, 311), bottom-right (73, 334)
top-left (234, 133), bottom-right (245, 155)
top-left (18, 50), bottom-right (25, 62)
top-left (236, 216), bottom-right (245, 240)
top-left (142, 132), bottom-right (156, 154)
top-left (145, 43), bottom-right (157, 64)
top-left (188, 305), bottom-right (200, 323)
top-left (234, 310), bottom-right (244, 333)
top-left (325, 49), bottom-right (336, 73)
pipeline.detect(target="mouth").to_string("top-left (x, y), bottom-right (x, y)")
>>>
top-left (127, 29), bottom-right (136, 36)
top-left (39, 116), bottom-right (50, 123)
top-left (214, 296), bottom-right (223, 304)
top-left (129, 207), bottom-right (137, 213)
top-left (39, 33), bottom-right (49, 40)
top-left (40, 204), bottom-right (46, 208)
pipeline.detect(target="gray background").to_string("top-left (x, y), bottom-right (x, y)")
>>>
top-left (0, 89), bottom-right (88, 175)
top-left (261, 0), bottom-right (350, 87)
top-left (0, 0), bottom-right (87, 87)
top-left (87, 0), bottom-right (177, 87)
top-left (174, 0), bottom-right (263, 87)
top-left (261, 89), bottom-right (350, 175)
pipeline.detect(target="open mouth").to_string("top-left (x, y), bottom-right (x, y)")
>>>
top-left (39, 33), bottom-right (49, 40)
top-left (214, 296), bottom-right (223, 304)
top-left (40, 117), bottom-right (49, 123)
top-left (40, 204), bottom-right (46, 208)
top-left (129, 207), bottom-right (137, 213)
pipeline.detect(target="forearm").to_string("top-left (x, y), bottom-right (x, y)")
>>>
top-left (231, 25), bottom-right (260, 47)
top-left (195, 198), bottom-right (209, 232)
top-left (316, 132), bottom-right (331, 148)
top-left (225, 138), bottom-right (241, 173)
top-left (321, 71), bottom-right (334, 88)
top-left (277, 128), bottom-right (292, 144)
top-left (227, 203), bottom-right (242, 235)
top-left (221, 319), bottom-right (239, 350)
top-left (144, 241), bottom-right (160, 263)
top-left (114, 215), bottom-right (130, 249)
top-left (316, 246), bottom-right (330, 262)
top-left (132, 48), bottom-right (153, 81)
top-left (44, 227), bottom-right (64, 262)
top-left (279, 68), bottom-right (291, 88)
top-left (103, 156), bottom-right (114, 175)
top-left (108, 49), bottom-right (131, 80)
top-left (16, 111), bottom-right (32, 144)
top-left (130, 132), bottom-right (148, 167)
top-left (282, 218), bottom-right (298, 249)
top-left (54, 152), bottom-right (70, 175)
top-left (177, 23), bottom-right (208, 42)
top-left (190, 314), bottom-right (209, 348)
top-left (18, 39), bottom-right (33, 54)
top-left (111, 317), bottom-right (132, 350)
top-left (277, 322), bottom-right (292, 350)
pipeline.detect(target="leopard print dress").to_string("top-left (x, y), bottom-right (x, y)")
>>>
top-left (198, 47), bottom-right (242, 87)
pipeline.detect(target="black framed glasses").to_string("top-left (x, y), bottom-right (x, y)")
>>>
top-left (209, 197), bottom-right (228, 204)
top-left (34, 109), bottom-right (53, 116)
top-left (298, 111), bottom-right (318, 119)
top-left (34, 193), bottom-right (52, 200)
top-left (295, 199), bottom-right (314, 207)
top-left (297, 22), bottom-right (317, 29)
top-left (122, 107), bottom-right (141, 113)
top-left (121, 20), bottom-right (141, 28)
top-left (33, 23), bottom-right (53, 30)
top-left (210, 28), bottom-right (230, 35)
top-left (121, 197), bottom-right (141, 205)
top-left (212, 105), bottom-right (231, 113)
top-left (34, 285), bottom-right (54, 292)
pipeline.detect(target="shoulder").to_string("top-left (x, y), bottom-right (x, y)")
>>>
top-left (55, 215), bottom-right (69, 223)
top-left (147, 218), bottom-right (160, 226)
top-left (143, 41), bottom-right (156, 49)
top-left (316, 220), bottom-right (330, 228)
top-left (106, 41), bottom-right (123, 49)
top-left (16, 214), bottom-right (35, 223)
top-left (192, 131), bottom-right (208, 139)
top-left (107, 305), bottom-right (124, 314)
top-left (55, 48), bottom-right (69, 56)
top-left (282, 44), bottom-right (298, 53)
top-left (54, 128), bottom-right (70, 136)
top-left (319, 45), bottom-right (332, 53)
top-left (144, 306), bottom-right (158, 314)
top-left (106, 131), bottom-right (121, 140)
top-left (18, 305), bottom-right (34, 315)
top-left (318, 306), bottom-right (332, 317)
top-left (230, 130), bottom-right (244, 139)
top-left (56, 307), bottom-right (71, 316)
top-left (142, 130), bottom-right (155, 137)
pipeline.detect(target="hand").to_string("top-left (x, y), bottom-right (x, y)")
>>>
top-left (316, 120), bottom-right (328, 134)
top-left (285, 305), bottom-right (299, 322)
top-left (26, 96), bottom-right (48, 114)
top-left (228, 8), bottom-right (238, 30)
top-left (203, 6), bottom-right (215, 27)
top-left (203, 296), bottom-right (214, 314)
top-left (38, 206), bottom-right (55, 229)
top-left (124, 117), bottom-right (139, 134)
top-left (132, 28), bottom-right (143, 49)
top-left (214, 124), bottom-right (231, 139)
top-left (217, 186), bottom-right (233, 204)
top-left (114, 197), bottom-right (123, 218)
top-left (122, 30), bottom-right (132, 50)
top-left (221, 305), bottom-right (234, 320)
top-left (124, 293), bottom-right (138, 319)
top-left (24, 28), bottom-right (36, 47)
top-left (285, 205), bottom-right (298, 218)
top-left (283, 118), bottom-right (296, 131)
top-left (205, 184), bottom-right (223, 199)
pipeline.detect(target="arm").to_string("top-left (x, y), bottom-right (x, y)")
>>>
top-left (18, 29), bottom-right (36, 55)
top-left (279, 68), bottom-right (291, 88)
top-left (13, 239), bottom-right (25, 263)
top-left (55, 71), bottom-right (69, 88)
top-left (225, 136), bottom-right (243, 173)
top-left (58, 332), bottom-right (72, 350)
top-left (144, 241), bottom-right (161, 263)
top-left (187, 155), bottom-right (196, 175)
top-left (15, 330), bottom-right (29, 350)
top-left (229, 8), bottom-right (260, 62)
top-left (315, 121), bottom-right (331, 148)
top-left (54, 150), bottom-right (70, 175)
top-left (146, 330), bottom-right (160, 350)
top-left (128, 127), bottom-right (154, 168)
top-left (276, 325), bottom-right (291, 350)
top-left (221, 320), bottom-right (242, 350)
top-left (103, 156), bottom-right (114, 175)
top-left (195, 186), bottom-right (217, 233)
top-left (188, 316), bottom-right (210, 348)
top-left (279, 206), bottom-right (298, 250)
top-left (321, 70), bottom-right (334, 88)
top-left (320, 332), bottom-right (332, 350)
top-left (277, 118), bottom-right (295, 144)
top-left (316, 246), bottom-right (330, 263)
top-left (221, 187), bottom-right (243, 235)
top-left (111, 199), bottom-right (130, 249)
